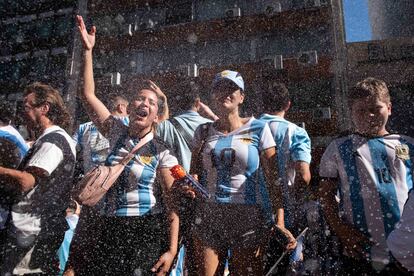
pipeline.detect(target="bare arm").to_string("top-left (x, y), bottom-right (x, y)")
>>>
top-left (0, 166), bottom-right (47, 192)
top-left (152, 167), bottom-right (179, 275)
top-left (198, 101), bottom-right (219, 121)
top-left (261, 147), bottom-right (296, 250)
top-left (319, 178), bottom-right (373, 259)
top-left (147, 80), bottom-right (169, 122)
top-left (189, 147), bottom-right (201, 177)
top-left (294, 161), bottom-right (311, 186)
top-left (293, 161), bottom-right (311, 200)
top-left (76, 15), bottom-right (111, 135)
top-left (261, 147), bottom-right (284, 225)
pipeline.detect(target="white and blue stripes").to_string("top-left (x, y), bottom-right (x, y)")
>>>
top-left (0, 125), bottom-right (28, 161)
top-left (192, 117), bottom-right (275, 205)
top-left (259, 114), bottom-right (311, 226)
top-left (319, 133), bottom-right (414, 265)
top-left (105, 117), bottom-right (178, 217)
top-left (73, 117), bottom-right (129, 171)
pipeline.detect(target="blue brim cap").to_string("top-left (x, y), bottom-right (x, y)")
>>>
top-left (212, 70), bottom-right (244, 91)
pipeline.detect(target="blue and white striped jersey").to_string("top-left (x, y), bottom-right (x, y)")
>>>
top-left (73, 117), bottom-right (129, 171)
top-left (259, 114), bottom-right (311, 227)
top-left (0, 125), bottom-right (28, 165)
top-left (192, 117), bottom-right (276, 205)
top-left (157, 111), bottom-right (212, 172)
top-left (0, 125), bottom-right (28, 229)
top-left (319, 133), bottom-right (414, 265)
top-left (105, 117), bottom-right (178, 217)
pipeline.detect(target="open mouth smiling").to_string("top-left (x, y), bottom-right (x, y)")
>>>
top-left (134, 109), bottom-right (149, 119)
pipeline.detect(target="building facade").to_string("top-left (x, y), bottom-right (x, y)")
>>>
top-left (0, 0), bottom-right (76, 123)
top-left (80, 0), bottom-right (346, 147)
top-left (346, 37), bottom-right (414, 137)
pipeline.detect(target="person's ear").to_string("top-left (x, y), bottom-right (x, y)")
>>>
top-left (284, 101), bottom-right (291, 112)
top-left (40, 103), bottom-right (50, 115)
top-left (388, 102), bottom-right (392, 115)
top-left (119, 104), bottom-right (128, 115)
top-left (239, 90), bottom-right (245, 104)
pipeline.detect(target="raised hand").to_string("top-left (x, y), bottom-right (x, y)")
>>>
top-left (146, 80), bottom-right (169, 120)
top-left (147, 80), bottom-right (166, 100)
top-left (76, 15), bottom-right (96, 51)
top-left (198, 101), bottom-right (219, 121)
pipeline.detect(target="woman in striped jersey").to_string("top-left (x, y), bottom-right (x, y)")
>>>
top-left (188, 70), bottom-right (296, 275)
top-left (73, 16), bottom-right (179, 275)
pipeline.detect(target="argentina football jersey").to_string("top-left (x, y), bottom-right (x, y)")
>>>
top-left (105, 117), bottom-right (177, 217)
top-left (259, 114), bottom-right (311, 226)
top-left (192, 117), bottom-right (275, 205)
top-left (319, 133), bottom-right (414, 266)
top-left (0, 125), bottom-right (28, 161)
top-left (74, 117), bottom-right (129, 171)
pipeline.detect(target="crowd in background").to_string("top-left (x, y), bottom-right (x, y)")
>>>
top-left (0, 15), bottom-right (413, 276)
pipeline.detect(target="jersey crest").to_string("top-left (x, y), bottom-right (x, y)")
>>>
top-left (139, 155), bottom-right (154, 165)
top-left (240, 137), bottom-right (253, 145)
top-left (395, 144), bottom-right (409, 160)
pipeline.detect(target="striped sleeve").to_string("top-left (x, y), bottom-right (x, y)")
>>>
top-left (259, 122), bottom-right (276, 151)
top-left (291, 126), bottom-right (311, 163)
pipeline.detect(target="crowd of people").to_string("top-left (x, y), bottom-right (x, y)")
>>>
top-left (0, 15), bottom-right (413, 276)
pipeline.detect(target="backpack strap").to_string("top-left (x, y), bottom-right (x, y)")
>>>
top-left (170, 117), bottom-right (193, 146)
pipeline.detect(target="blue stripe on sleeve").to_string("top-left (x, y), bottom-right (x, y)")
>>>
top-left (367, 138), bottom-right (400, 237)
top-left (0, 129), bottom-right (28, 158)
top-left (338, 138), bottom-right (369, 236)
top-left (291, 127), bottom-right (312, 163)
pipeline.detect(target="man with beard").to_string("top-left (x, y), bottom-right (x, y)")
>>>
top-left (0, 82), bottom-right (76, 275)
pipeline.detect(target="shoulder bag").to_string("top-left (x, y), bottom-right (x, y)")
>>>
top-left (72, 132), bottom-right (153, 206)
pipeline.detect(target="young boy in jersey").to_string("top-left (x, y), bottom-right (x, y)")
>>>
top-left (319, 78), bottom-right (414, 275)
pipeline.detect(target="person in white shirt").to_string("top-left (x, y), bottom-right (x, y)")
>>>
top-left (0, 82), bottom-right (76, 275)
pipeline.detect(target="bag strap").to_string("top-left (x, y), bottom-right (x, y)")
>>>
top-left (192, 122), bottom-right (212, 175)
top-left (170, 117), bottom-right (192, 146)
top-left (119, 132), bottom-right (154, 165)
